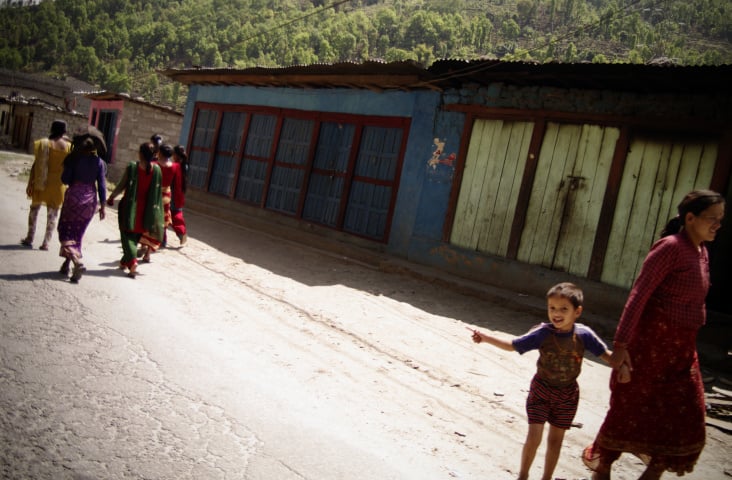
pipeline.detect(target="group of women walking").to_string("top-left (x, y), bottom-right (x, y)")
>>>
top-left (22, 122), bottom-right (188, 282)
top-left (106, 136), bottom-right (189, 277)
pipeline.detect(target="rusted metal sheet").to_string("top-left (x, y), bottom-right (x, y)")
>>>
top-left (517, 123), bottom-right (618, 276)
top-left (303, 173), bottom-right (345, 226)
top-left (209, 111), bottom-right (246, 195)
top-left (236, 114), bottom-right (277, 204)
top-left (450, 118), bottom-right (533, 256)
top-left (345, 126), bottom-right (403, 239)
top-left (354, 126), bottom-right (401, 180)
top-left (189, 109), bottom-right (218, 189)
top-left (266, 118), bottom-right (314, 214)
top-left (187, 103), bottom-right (408, 242)
top-left (236, 158), bottom-right (267, 204)
top-left (344, 181), bottom-right (391, 239)
top-left (601, 136), bottom-right (718, 287)
top-left (303, 122), bottom-right (355, 226)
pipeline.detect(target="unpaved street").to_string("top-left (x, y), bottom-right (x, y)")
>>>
top-left (1, 150), bottom-right (729, 480)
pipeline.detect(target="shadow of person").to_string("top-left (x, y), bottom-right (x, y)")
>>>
top-left (0, 244), bottom-right (42, 251)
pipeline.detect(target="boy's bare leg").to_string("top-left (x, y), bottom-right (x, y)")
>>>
top-left (540, 425), bottom-right (566, 480)
top-left (518, 423), bottom-right (544, 480)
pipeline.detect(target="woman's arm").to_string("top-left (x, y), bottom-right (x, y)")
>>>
top-left (107, 167), bottom-right (129, 204)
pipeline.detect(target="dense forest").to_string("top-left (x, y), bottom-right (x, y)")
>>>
top-left (0, 0), bottom-right (730, 108)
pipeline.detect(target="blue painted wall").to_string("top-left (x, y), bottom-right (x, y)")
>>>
top-left (178, 85), bottom-right (455, 257)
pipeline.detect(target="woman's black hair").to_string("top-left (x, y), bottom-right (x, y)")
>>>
top-left (49, 120), bottom-right (67, 140)
top-left (139, 142), bottom-right (155, 174)
top-left (174, 145), bottom-right (189, 193)
top-left (660, 189), bottom-right (725, 238)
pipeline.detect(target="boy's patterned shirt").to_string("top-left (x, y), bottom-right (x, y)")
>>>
top-left (512, 323), bottom-right (608, 387)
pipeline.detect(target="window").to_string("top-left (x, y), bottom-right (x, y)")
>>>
top-left (187, 104), bottom-right (409, 242)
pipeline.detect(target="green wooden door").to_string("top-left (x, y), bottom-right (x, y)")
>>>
top-left (601, 136), bottom-right (718, 288)
top-left (451, 119), bottom-right (533, 256)
top-left (517, 123), bottom-right (619, 276)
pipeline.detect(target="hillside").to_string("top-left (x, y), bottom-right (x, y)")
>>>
top-left (0, 0), bottom-right (730, 109)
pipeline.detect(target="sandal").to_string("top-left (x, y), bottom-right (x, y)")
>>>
top-left (39, 243), bottom-right (49, 251)
top-left (59, 260), bottom-right (70, 276)
top-left (70, 265), bottom-right (83, 283)
top-left (127, 264), bottom-right (138, 278)
top-left (20, 238), bottom-right (32, 247)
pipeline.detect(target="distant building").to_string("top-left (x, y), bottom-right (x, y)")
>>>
top-left (85, 92), bottom-right (183, 181)
top-left (0, 0), bottom-right (44, 7)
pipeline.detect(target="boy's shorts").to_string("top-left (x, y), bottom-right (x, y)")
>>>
top-left (526, 376), bottom-right (579, 429)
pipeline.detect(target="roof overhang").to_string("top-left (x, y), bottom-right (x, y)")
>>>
top-left (160, 59), bottom-right (732, 95)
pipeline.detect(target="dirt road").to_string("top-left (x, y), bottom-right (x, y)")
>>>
top-left (1, 150), bottom-right (729, 479)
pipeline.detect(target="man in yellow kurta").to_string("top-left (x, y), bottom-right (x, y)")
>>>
top-left (21, 120), bottom-right (72, 250)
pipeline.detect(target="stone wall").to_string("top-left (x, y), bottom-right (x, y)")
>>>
top-left (106, 100), bottom-right (183, 183)
top-left (10, 104), bottom-right (86, 153)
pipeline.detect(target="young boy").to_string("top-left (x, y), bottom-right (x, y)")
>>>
top-left (470, 282), bottom-right (623, 480)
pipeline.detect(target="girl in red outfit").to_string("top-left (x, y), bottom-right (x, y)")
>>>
top-left (171, 144), bottom-right (188, 246)
top-left (584, 190), bottom-right (725, 479)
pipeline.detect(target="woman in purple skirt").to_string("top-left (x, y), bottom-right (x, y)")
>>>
top-left (57, 136), bottom-right (107, 283)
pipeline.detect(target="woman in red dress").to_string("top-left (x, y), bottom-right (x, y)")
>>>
top-left (171, 144), bottom-right (188, 246)
top-left (138, 143), bottom-right (185, 261)
top-left (584, 190), bottom-right (725, 479)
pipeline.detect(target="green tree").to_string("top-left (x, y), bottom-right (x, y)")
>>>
top-left (0, 47), bottom-right (23, 70)
top-left (501, 18), bottom-right (521, 40)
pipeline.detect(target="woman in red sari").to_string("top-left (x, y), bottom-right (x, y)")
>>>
top-left (584, 190), bottom-right (725, 479)
top-left (106, 142), bottom-right (164, 277)
top-left (137, 143), bottom-right (185, 261)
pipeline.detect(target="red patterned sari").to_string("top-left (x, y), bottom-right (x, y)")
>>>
top-left (584, 231), bottom-right (707, 475)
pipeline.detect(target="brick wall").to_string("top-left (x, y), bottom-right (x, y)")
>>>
top-left (12, 105), bottom-right (86, 152)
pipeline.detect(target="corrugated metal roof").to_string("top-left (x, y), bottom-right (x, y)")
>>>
top-left (160, 59), bottom-right (732, 94)
top-left (428, 59), bottom-right (732, 93)
top-left (160, 60), bottom-right (437, 91)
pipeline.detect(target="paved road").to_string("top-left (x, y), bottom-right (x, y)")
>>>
top-left (1, 151), bottom-right (730, 480)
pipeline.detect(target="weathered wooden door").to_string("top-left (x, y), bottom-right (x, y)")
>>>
top-left (601, 135), bottom-right (718, 288)
top-left (517, 123), bottom-right (619, 276)
top-left (451, 119), bottom-right (534, 255)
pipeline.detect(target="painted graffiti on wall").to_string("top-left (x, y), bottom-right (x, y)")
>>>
top-left (426, 137), bottom-right (457, 183)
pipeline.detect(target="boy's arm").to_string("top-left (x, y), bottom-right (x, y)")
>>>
top-left (599, 350), bottom-right (632, 383)
top-left (470, 329), bottom-right (516, 352)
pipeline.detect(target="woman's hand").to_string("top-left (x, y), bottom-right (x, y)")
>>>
top-left (99, 206), bottom-right (105, 220)
top-left (617, 363), bottom-right (632, 383)
top-left (26, 184), bottom-right (33, 198)
top-left (106, 198), bottom-right (114, 207)
top-left (609, 346), bottom-right (632, 371)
